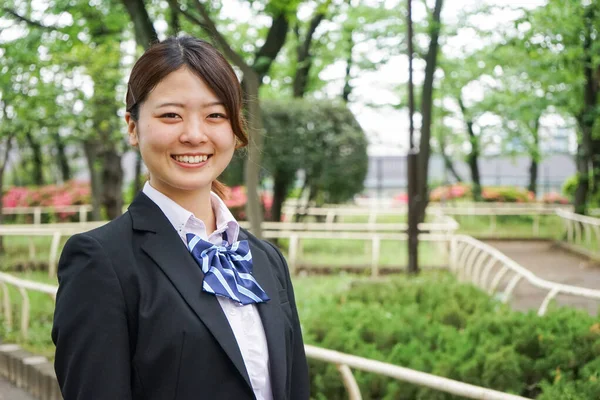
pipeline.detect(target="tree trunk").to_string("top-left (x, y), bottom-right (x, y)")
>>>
top-left (0, 135), bottom-right (15, 253)
top-left (528, 158), bottom-right (538, 196)
top-left (24, 131), bottom-right (44, 185)
top-left (574, 4), bottom-right (598, 215)
top-left (416, 0), bottom-right (444, 222)
top-left (250, 13), bottom-right (289, 83)
top-left (53, 132), bottom-right (71, 182)
top-left (458, 97), bottom-right (481, 200)
top-left (132, 150), bottom-right (144, 199)
top-left (341, 33), bottom-right (353, 102)
top-left (83, 139), bottom-right (103, 221)
top-left (293, 12), bottom-right (326, 98)
top-left (102, 145), bottom-right (124, 219)
top-left (242, 74), bottom-right (265, 236)
top-left (120, 0), bottom-right (158, 48)
top-left (442, 151), bottom-right (463, 183)
top-left (528, 120), bottom-right (540, 196)
top-left (271, 171), bottom-right (289, 223)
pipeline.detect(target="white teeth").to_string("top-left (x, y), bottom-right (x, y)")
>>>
top-left (174, 155), bottom-right (209, 164)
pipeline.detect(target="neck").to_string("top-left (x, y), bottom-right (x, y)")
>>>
top-left (148, 181), bottom-right (217, 234)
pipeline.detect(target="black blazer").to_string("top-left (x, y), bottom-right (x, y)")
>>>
top-left (52, 192), bottom-right (309, 400)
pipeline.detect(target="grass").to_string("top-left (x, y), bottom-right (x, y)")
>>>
top-left (0, 270), bottom-right (57, 360)
top-left (454, 214), bottom-right (565, 239)
top-left (0, 236), bottom-right (70, 272)
top-left (279, 238), bottom-right (448, 270)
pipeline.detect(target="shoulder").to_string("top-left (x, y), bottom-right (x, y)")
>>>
top-left (62, 212), bottom-right (133, 257)
top-left (240, 227), bottom-right (285, 264)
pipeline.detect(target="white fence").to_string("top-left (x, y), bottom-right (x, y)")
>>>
top-left (2, 209), bottom-right (600, 399)
top-left (0, 271), bottom-right (531, 400)
top-left (449, 234), bottom-right (600, 316)
top-left (0, 216), bottom-right (459, 278)
top-left (555, 209), bottom-right (600, 256)
top-left (0, 272), bottom-right (57, 339)
top-left (305, 345), bottom-right (531, 400)
top-left (2, 205), bottom-right (93, 224)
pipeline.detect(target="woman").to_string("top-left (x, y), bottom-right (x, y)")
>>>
top-left (52, 36), bottom-right (309, 400)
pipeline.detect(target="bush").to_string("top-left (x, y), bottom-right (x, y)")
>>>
top-left (2, 181), bottom-right (91, 222)
top-left (541, 192), bottom-right (570, 205)
top-left (481, 186), bottom-right (534, 203)
top-left (297, 272), bottom-right (600, 399)
top-left (429, 183), bottom-right (472, 202)
top-left (221, 186), bottom-right (272, 221)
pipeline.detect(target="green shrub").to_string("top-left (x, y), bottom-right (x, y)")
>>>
top-left (296, 273), bottom-right (600, 399)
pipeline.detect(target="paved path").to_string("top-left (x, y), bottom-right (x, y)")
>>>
top-left (484, 240), bottom-right (600, 315)
top-left (0, 376), bottom-right (35, 400)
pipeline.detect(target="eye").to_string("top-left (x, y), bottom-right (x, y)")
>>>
top-left (160, 113), bottom-right (181, 119)
top-left (208, 113), bottom-right (228, 119)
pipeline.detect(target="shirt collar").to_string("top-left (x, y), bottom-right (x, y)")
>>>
top-left (142, 181), bottom-right (240, 243)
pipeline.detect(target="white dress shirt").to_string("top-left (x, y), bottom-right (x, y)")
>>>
top-left (142, 182), bottom-right (273, 400)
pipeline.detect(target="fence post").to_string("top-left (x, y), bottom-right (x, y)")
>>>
top-left (48, 232), bottom-right (62, 278)
top-left (79, 206), bottom-right (88, 224)
top-left (17, 287), bottom-right (30, 340)
top-left (0, 282), bottom-right (12, 331)
top-left (336, 364), bottom-right (363, 400)
top-left (33, 207), bottom-right (42, 225)
top-left (288, 235), bottom-right (299, 275)
top-left (371, 236), bottom-right (381, 277)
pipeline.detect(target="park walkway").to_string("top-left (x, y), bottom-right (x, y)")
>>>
top-left (485, 240), bottom-right (600, 316)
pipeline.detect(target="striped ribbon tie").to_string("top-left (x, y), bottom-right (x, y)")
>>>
top-left (186, 233), bottom-right (270, 305)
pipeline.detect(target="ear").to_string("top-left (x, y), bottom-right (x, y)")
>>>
top-left (125, 112), bottom-right (138, 147)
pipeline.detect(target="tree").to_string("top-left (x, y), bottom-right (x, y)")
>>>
top-left (261, 98), bottom-right (368, 221)
top-left (415, 0), bottom-right (444, 222)
top-left (122, 0), bottom-right (299, 237)
top-left (2, 0), bottom-right (131, 220)
top-left (516, 0), bottom-right (600, 213)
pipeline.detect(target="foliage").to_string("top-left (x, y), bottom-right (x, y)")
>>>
top-left (541, 192), bottom-right (570, 205)
top-left (429, 183), bottom-right (472, 202)
top-left (481, 186), bottom-right (534, 203)
top-left (296, 273), bottom-right (600, 399)
top-left (259, 98), bottom-right (368, 220)
top-left (2, 181), bottom-right (91, 222)
top-left (221, 186), bottom-right (273, 221)
top-left (430, 184), bottom-right (535, 203)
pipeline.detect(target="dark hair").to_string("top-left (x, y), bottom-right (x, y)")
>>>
top-left (126, 36), bottom-right (248, 198)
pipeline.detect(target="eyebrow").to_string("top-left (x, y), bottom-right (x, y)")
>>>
top-left (156, 101), bottom-right (225, 109)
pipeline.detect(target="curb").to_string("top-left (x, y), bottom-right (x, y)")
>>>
top-left (0, 344), bottom-right (61, 400)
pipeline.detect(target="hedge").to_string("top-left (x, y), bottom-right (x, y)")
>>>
top-left (295, 272), bottom-right (600, 400)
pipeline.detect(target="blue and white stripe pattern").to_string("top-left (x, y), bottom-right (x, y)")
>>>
top-left (186, 233), bottom-right (270, 305)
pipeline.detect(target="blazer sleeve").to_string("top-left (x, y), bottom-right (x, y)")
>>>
top-left (265, 240), bottom-right (310, 400)
top-left (52, 233), bottom-right (132, 400)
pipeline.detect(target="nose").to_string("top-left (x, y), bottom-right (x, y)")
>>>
top-left (180, 118), bottom-right (209, 145)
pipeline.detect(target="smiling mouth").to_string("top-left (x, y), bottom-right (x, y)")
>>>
top-left (171, 154), bottom-right (212, 164)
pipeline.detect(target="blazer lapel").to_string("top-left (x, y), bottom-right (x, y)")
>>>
top-left (239, 230), bottom-right (288, 400)
top-left (128, 193), bottom-right (252, 390)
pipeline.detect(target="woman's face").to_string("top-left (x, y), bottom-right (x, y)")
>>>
top-left (125, 67), bottom-right (236, 200)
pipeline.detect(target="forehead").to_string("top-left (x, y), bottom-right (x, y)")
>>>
top-left (146, 67), bottom-right (221, 105)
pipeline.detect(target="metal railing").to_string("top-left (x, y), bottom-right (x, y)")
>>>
top-left (448, 234), bottom-right (600, 316)
top-left (555, 209), bottom-right (600, 256)
top-left (2, 205), bottom-right (93, 224)
top-left (305, 345), bottom-right (531, 400)
top-left (0, 270), bottom-right (531, 399)
top-left (0, 216), bottom-right (459, 278)
top-left (0, 272), bottom-right (57, 339)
